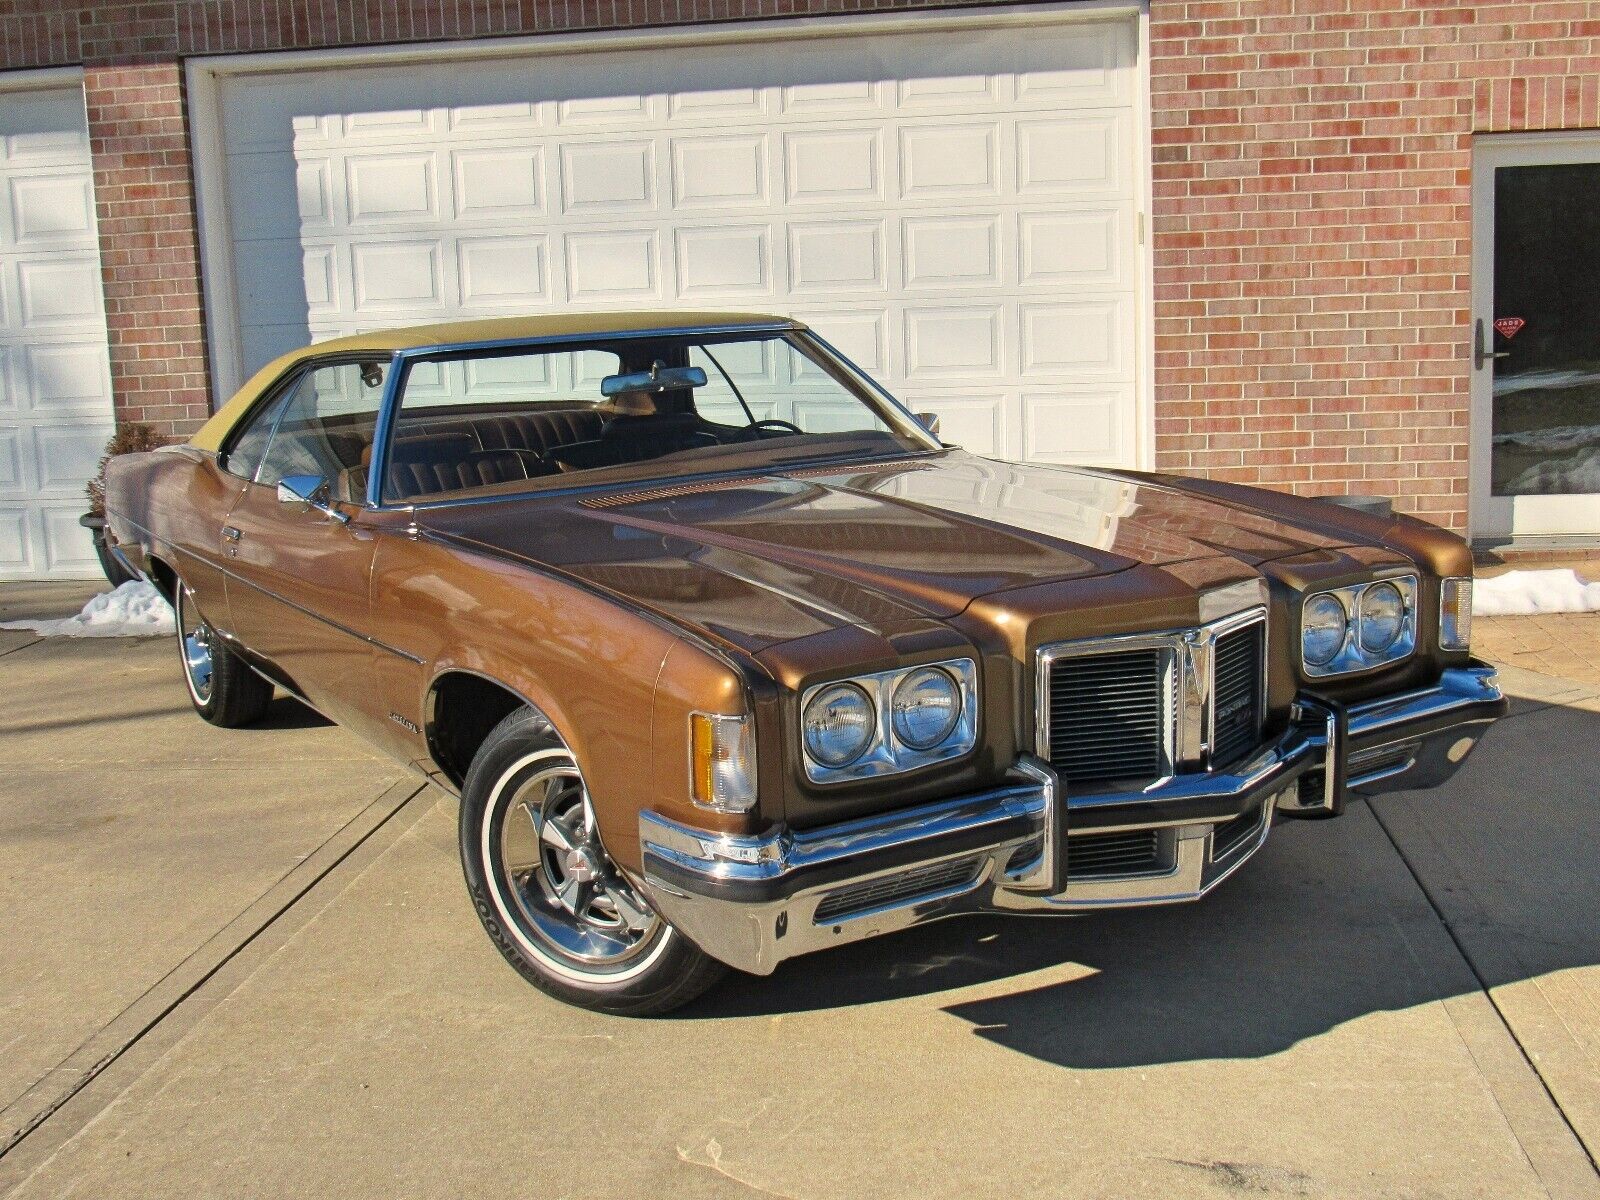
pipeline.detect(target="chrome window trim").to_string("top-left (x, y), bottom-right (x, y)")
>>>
top-left (367, 320), bottom-right (941, 510)
top-left (798, 657), bottom-right (978, 784)
top-left (1036, 605), bottom-right (1270, 789)
top-left (1299, 573), bottom-right (1419, 678)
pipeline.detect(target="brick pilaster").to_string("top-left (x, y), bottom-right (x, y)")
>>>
top-left (83, 63), bottom-right (212, 438)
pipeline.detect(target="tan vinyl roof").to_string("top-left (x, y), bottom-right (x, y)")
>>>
top-left (191, 311), bottom-right (798, 451)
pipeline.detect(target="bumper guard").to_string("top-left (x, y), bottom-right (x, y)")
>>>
top-left (636, 663), bottom-right (1505, 975)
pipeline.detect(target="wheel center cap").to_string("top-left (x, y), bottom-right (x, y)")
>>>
top-left (563, 847), bottom-right (597, 882)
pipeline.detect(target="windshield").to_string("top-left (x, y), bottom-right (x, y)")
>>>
top-left (376, 331), bottom-right (937, 504)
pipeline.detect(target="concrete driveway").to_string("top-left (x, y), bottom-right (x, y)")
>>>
top-left (1, 582), bottom-right (1597, 1199)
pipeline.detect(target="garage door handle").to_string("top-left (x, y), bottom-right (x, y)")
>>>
top-left (222, 525), bottom-right (242, 543)
top-left (1474, 319), bottom-right (1510, 370)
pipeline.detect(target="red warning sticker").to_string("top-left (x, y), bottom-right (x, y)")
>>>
top-left (1494, 317), bottom-right (1526, 339)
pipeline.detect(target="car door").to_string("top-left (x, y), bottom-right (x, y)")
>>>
top-left (221, 358), bottom-right (389, 731)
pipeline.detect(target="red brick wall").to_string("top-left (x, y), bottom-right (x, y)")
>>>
top-left (5, 1), bottom-right (1600, 529)
top-left (1149, 0), bottom-right (1600, 531)
top-left (0, 0), bottom-right (1009, 439)
top-left (84, 65), bottom-right (211, 439)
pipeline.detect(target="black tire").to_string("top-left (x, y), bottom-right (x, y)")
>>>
top-left (174, 579), bottom-right (273, 727)
top-left (459, 706), bottom-right (726, 1015)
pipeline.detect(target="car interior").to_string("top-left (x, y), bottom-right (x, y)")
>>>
top-left (332, 344), bottom-right (810, 503)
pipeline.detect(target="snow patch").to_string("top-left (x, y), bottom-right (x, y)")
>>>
top-left (1, 580), bottom-right (176, 638)
top-left (1473, 569), bottom-right (1600, 617)
top-left (1504, 449), bottom-right (1600, 495)
top-left (1492, 422), bottom-right (1600, 453)
top-left (1492, 367), bottom-right (1600, 397)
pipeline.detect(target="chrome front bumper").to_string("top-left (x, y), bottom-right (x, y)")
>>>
top-left (635, 664), bottom-right (1506, 975)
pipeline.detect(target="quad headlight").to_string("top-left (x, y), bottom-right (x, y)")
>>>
top-left (1300, 576), bottom-right (1418, 677)
top-left (891, 667), bottom-right (963, 749)
top-left (1301, 593), bottom-right (1348, 667)
top-left (800, 658), bottom-right (977, 783)
top-left (802, 683), bottom-right (877, 768)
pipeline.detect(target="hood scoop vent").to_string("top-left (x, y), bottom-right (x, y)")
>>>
top-left (579, 475), bottom-right (786, 509)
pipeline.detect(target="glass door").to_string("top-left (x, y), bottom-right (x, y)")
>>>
top-left (1471, 137), bottom-right (1600, 540)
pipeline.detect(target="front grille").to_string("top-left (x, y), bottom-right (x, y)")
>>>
top-left (1067, 829), bottom-right (1165, 878)
top-left (1210, 620), bottom-right (1265, 768)
top-left (812, 856), bottom-right (982, 924)
top-left (1212, 805), bottom-right (1264, 861)
top-left (1045, 647), bottom-right (1171, 786)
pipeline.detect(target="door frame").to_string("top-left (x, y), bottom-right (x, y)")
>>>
top-left (184, 0), bottom-right (1155, 469)
top-left (1470, 131), bottom-right (1600, 543)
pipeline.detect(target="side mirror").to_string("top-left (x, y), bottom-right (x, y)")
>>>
top-left (914, 411), bottom-right (942, 438)
top-left (277, 474), bottom-right (350, 524)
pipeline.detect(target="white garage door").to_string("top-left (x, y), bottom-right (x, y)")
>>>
top-left (0, 85), bottom-right (114, 578)
top-left (209, 14), bottom-right (1142, 466)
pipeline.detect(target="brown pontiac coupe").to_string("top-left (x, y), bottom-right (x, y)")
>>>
top-left (105, 312), bottom-right (1505, 1014)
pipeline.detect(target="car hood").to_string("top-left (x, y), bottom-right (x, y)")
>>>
top-left (416, 452), bottom-right (1350, 654)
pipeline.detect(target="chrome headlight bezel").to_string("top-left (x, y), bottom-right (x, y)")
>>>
top-left (1300, 575), bottom-right (1419, 678)
top-left (799, 658), bottom-right (978, 784)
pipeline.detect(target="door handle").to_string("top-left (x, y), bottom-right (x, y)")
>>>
top-left (222, 525), bottom-right (242, 543)
top-left (1474, 319), bottom-right (1511, 370)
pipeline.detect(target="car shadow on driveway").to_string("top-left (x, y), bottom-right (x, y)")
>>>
top-left (681, 695), bottom-right (1600, 1074)
top-left (253, 694), bottom-right (334, 731)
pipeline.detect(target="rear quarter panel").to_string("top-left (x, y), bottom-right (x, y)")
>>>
top-left (105, 447), bottom-right (242, 628)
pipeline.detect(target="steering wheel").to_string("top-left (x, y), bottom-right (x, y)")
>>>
top-left (749, 419), bottom-right (803, 436)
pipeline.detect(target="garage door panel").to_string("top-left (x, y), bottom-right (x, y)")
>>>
top-left (902, 215), bottom-right (1002, 291)
top-left (562, 229), bottom-right (662, 303)
top-left (447, 100), bottom-right (540, 133)
top-left (350, 241), bottom-right (445, 311)
top-left (0, 427), bottom-right (20, 488)
top-left (898, 122), bottom-right (999, 201)
top-left (452, 148), bottom-right (545, 218)
top-left (786, 220), bottom-right (885, 295)
top-left (344, 153), bottom-right (438, 224)
top-left (214, 16), bottom-right (1143, 476)
top-left (903, 394), bottom-right (1010, 458)
top-left (0, 86), bottom-right (111, 578)
top-left (1021, 299), bottom-right (1135, 381)
top-left (904, 306), bottom-right (1005, 380)
top-left (787, 309), bottom-right (887, 376)
top-left (8, 173), bottom-right (95, 246)
top-left (1016, 111), bottom-right (1132, 198)
top-left (558, 140), bottom-right (657, 215)
top-left (35, 420), bottom-right (113, 490)
top-left (674, 225), bottom-right (772, 298)
top-left (1022, 386), bottom-right (1134, 464)
top-left (0, 506), bottom-right (32, 573)
top-left (17, 255), bottom-right (103, 328)
top-left (783, 127), bottom-right (883, 204)
top-left (232, 237), bottom-right (322, 324)
top-left (1019, 206), bottom-right (1130, 290)
top-left (22, 342), bottom-right (113, 414)
top-left (670, 134), bottom-right (768, 209)
top-left (0, 91), bottom-right (89, 165)
top-left (41, 502), bottom-right (102, 573)
top-left (457, 235), bottom-right (551, 308)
